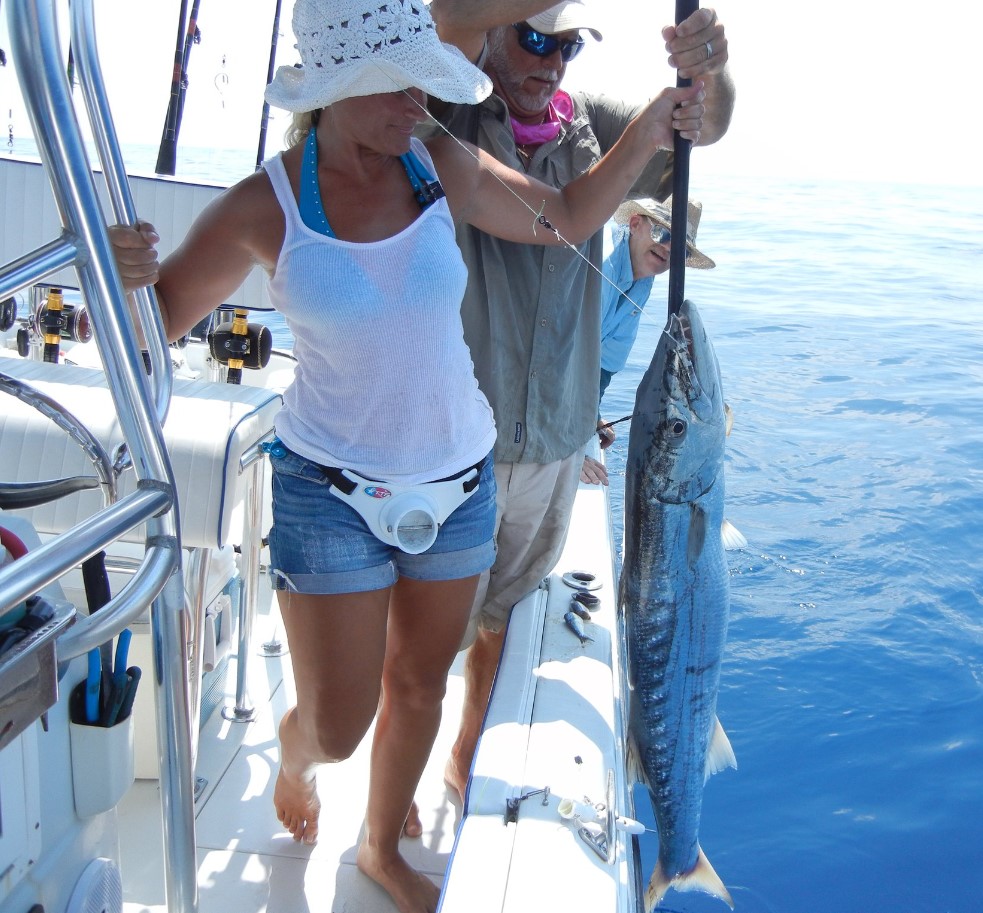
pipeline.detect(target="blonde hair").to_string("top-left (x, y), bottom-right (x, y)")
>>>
top-left (285, 110), bottom-right (318, 149)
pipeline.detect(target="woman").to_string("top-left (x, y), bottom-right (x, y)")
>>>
top-left (111, 1), bottom-right (705, 910)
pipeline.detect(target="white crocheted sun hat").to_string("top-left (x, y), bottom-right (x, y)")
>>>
top-left (265, 0), bottom-right (492, 112)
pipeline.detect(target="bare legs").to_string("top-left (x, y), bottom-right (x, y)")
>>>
top-left (274, 575), bottom-right (477, 913)
top-left (274, 587), bottom-right (390, 845)
top-left (442, 626), bottom-right (505, 801)
top-left (356, 574), bottom-right (478, 913)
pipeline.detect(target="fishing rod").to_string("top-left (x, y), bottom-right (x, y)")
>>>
top-left (599, 413), bottom-right (633, 432)
top-left (668, 0), bottom-right (698, 318)
top-left (156, 0), bottom-right (203, 176)
top-left (255, 0), bottom-right (283, 171)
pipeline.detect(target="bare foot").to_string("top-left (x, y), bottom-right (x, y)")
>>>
top-left (403, 800), bottom-right (423, 838)
top-left (273, 709), bottom-right (320, 845)
top-left (357, 843), bottom-right (440, 913)
top-left (274, 766), bottom-right (320, 844)
top-left (443, 756), bottom-right (467, 805)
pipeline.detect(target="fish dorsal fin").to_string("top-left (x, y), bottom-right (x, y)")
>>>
top-left (625, 732), bottom-right (644, 786)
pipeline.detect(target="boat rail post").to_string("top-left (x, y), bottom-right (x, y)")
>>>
top-left (5, 2), bottom-right (200, 911)
top-left (69, 0), bottom-right (173, 422)
top-left (185, 545), bottom-right (212, 775)
top-left (223, 452), bottom-right (265, 722)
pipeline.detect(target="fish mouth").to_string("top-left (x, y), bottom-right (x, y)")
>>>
top-left (665, 310), bottom-right (718, 425)
top-left (626, 299), bottom-right (726, 505)
top-left (651, 303), bottom-right (726, 503)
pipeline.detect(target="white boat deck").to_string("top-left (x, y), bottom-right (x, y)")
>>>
top-left (118, 584), bottom-right (462, 913)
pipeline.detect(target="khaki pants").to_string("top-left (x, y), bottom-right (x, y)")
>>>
top-left (466, 450), bottom-right (583, 639)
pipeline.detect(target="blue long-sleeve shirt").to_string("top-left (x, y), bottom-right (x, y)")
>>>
top-left (599, 223), bottom-right (655, 375)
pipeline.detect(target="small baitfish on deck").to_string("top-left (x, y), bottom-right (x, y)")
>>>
top-left (563, 610), bottom-right (594, 644)
top-left (620, 299), bottom-right (737, 910)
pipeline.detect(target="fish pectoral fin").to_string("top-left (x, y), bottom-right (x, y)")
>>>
top-left (705, 716), bottom-right (738, 781)
top-left (644, 848), bottom-right (734, 912)
top-left (720, 518), bottom-right (747, 550)
top-left (687, 504), bottom-right (707, 565)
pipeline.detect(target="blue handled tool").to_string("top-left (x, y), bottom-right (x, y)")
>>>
top-left (85, 648), bottom-right (102, 723)
top-left (99, 628), bottom-right (133, 727)
top-left (114, 628), bottom-right (131, 676)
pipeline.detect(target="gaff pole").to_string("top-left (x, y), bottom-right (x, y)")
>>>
top-left (667, 0), bottom-right (698, 318)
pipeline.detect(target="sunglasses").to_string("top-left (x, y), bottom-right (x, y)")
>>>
top-left (647, 221), bottom-right (691, 259)
top-left (512, 22), bottom-right (585, 63)
top-left (649, 225), bottom-right (672, 245)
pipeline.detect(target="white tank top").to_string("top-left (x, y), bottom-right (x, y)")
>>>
top-left (264, 140), bottom-right (495, 484)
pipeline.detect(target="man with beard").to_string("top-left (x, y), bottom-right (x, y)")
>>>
top-left (423, 0), bottom-right (736, 802)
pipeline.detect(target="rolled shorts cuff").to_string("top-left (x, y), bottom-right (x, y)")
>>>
top-left (270, 537), bottom-right (495, 595)
top-left (399, 538), bottom-right (497, 582)
top-left (270, 562), bottom-right (397, 595)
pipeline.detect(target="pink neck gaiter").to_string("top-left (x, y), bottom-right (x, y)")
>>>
top-left (510, 90), bottom-right (573, 145)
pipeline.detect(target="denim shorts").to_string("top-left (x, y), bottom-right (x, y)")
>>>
top-left (267, 445), bottom-right (497, 595)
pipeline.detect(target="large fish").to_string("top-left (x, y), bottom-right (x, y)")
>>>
top-left (620, 299), bottom-right (738, 910)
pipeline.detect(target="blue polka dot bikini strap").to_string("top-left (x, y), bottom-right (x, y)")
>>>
top-left (299, 126), bottom-right (334, 237)
top-left (298, 126), bottom-right (446, 237)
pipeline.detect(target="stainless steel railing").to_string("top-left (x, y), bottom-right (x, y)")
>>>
top-left (0, 2), bottom-right (199, 911)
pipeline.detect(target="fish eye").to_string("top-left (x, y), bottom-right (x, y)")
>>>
top-left (666, 417), bottom-right (687, 443)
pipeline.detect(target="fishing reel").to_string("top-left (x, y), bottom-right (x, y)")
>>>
top-left (14, 286), bottom-right (92, 359)
top-left (206, 307), bottom-right (272, 383)
top-left (33, 295), bottom-right (92, 343)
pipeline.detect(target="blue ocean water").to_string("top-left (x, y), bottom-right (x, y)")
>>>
top-left (603, 177), bottom-right (983, 913)
top-left (17, 134), bottom-right (981, 909)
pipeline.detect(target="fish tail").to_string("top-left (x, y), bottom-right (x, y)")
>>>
top-left (644, 848), bottom-right (733, 912)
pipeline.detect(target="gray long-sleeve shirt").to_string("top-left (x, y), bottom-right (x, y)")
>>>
top-left (432, 91), bottom-right (672, 464)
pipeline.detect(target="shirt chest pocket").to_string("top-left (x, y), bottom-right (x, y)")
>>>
top-left (566, 131), bottom-right (603, 179)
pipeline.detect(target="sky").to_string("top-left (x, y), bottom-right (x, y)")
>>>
top-left (1, 1), bottom-right (982, 188)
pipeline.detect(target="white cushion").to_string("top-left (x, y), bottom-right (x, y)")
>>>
top-left (0, 358), bottom-right (281, 549)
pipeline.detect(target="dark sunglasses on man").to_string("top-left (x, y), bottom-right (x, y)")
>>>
top-left (512, 22), bottom-right (585, 63)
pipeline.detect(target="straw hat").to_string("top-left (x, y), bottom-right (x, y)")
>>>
top-left (614, 197), bottom-right (715, 269)
top-left (527, 1), bottom-right (604, 41)
top-left (265, 0), bottom-right (492, 113)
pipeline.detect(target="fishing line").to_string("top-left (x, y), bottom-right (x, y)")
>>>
top-left (363, 63), bottom-right (683, 435)
top-left (364, 69), bottom-right (652, 314)
top-left (394, 85), bottom-right (577, 247)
